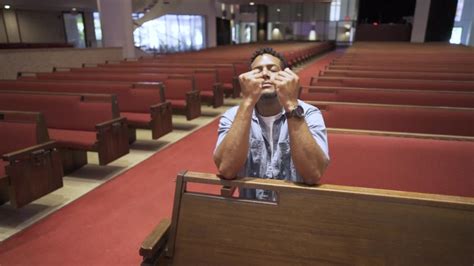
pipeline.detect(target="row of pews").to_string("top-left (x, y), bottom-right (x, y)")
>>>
top-left (0, 41), bottom-right (335, 208)
top-left (140, 43), bottom-right (473, 265)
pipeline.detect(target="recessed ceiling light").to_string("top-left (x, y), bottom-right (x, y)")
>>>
top-left (249, 2), bottom-right (255, 6)
top-left (297, 13), bottom-right (301, 17)
top-left (277, 8), bottom-right (280, 12)
top-left (4, 4), bottom-right (11, 9)
top-left (72, 7), bottom-right (77, 11)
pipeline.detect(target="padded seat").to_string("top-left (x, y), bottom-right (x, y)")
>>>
top-left (48, 128), bottom-right (97, 150)
top-left (169, 99), bottom-right (187, 109)
top-left (200, 91), bottom-right (213, 98)
top-left (221, 83), bottom-right (233, 91)
top-left (121, 112), bottom-right (150, 127)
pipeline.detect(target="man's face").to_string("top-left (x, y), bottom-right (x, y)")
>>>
top-left (250, 53), bottom-right (282, 98)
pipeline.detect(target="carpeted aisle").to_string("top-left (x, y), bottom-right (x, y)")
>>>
top-left (297, 48), bottom-right (346, 86)
top-left (0, 119), bottom-right (220, 265)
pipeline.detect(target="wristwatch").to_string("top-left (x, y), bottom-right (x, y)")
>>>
top-left (285, 105), bottom-right (304, 119)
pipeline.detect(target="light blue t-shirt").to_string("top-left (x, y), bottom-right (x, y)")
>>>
top-left (215, 100), bottom-right (330, 200)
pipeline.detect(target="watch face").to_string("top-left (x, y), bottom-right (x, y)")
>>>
top-left (295, 105), bottom-right (304, 117)
top-left (286, 105), bottom-right (304, 119)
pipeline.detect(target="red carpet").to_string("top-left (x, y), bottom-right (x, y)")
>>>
top-left (0, 119), bottom-right (220, 265)
top-left (297, 48), bottom-right (346, 86)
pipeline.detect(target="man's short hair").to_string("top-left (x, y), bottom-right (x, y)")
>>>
top-left (250, 47), bottom-right (288, 69)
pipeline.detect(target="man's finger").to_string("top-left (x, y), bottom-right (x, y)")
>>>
top-left (253, 72), bottom-right (264, 79)
top-left (284, 67), bottom-right (296, 75)
top-left (277, 71), bottom-right (292, 79)
top-left (249, 68), bottom-right (261, 74)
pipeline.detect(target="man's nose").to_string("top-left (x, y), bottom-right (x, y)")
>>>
top-left (262, 68), bottom-right (270, 79)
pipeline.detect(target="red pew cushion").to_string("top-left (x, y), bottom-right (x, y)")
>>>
top-left (323, 133), bottom-right (474, 197)
top-left (169, 100), bottom-right (186, 109)
top-left (0, 121), bottom-right (37, 155)
top-left (121, 112), bottom-right (150, 127)
top-left (320, 104), bottom-right (474, 136)
top-left (48, 129), bottom-right (97, 150)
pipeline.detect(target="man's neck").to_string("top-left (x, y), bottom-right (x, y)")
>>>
top-left (255, 97), bottom-right (282, 117)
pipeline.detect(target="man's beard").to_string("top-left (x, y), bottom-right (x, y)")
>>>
top-left (260, 90), bottom-right (278, 100)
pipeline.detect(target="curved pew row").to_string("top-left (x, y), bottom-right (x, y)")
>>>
top-left (2, 79), bottom-right (171, 140)
top-left (319, 69), bottom-right (474, 81)
top-left (310, 76), bottom-right (474, 92)
top-left (98, 62), bottom-right (240, 98)
top-left (66, 66), bottom-right (224, 108)
top-left (327, 64), bottom-right (474, 74)
top-left (18, 72), bottom-right (201, 120)
top-left (135, 41), bottom-right (335, 69)
top-left (300, 86), bottom-right (474, 108)
top-left (332, 57), bottom-right (474, 65)
top-left (309, 101), bottom-right (474, 137)
top-left (0, 79), bottom-right (171, 141)
top-left (0, 111), bottom-right (63, 208)
top-left (0, 91), bottom-right (129, 173)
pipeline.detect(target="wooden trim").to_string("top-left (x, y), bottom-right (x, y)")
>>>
top-left (182, 171), bottom-right (474, 211)
top-left (316, 76), bottom-right (474, 84)
top-left (327, 128), bottom-right (474, 142)
top-left (166, 170), bottom-right (188, 257)
top-left (139, 218), bottom-right (171, 258)
top-left (303, 85), bottom-right (474, 95)
top-left (307, 100), bottom-right (474, 112)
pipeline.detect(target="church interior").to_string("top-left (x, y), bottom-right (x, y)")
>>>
top-left (0, 0), bottom-right (473, 264)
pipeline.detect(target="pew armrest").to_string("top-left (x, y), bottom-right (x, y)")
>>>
top-left (186, 90), bottom-right (200, 100)
top-left (3, 141), bottom-right (57, 162)
top-left (95, 117), bottom-right (127, 131)
top-left (140, 218), bottom-right (172, 259)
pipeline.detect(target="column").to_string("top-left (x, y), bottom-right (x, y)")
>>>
top-left (97, 0), bottom-right (135, 58)
top-left (411, 0), bottom-right (431, 43)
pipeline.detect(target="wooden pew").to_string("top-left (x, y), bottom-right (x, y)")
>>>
top-left (310, 76), bottom-right (474, 92)
top-left (0, 79), bottom-right (172, 141)
top-left (103, 62), bottom-right (240, 98)
top-left (0, 111), bottom-right (63, 208)
top-left (70, 66), bottom-right (224, 108)
top-left (0, 91), bottom-right (129, 173)
top-left (300, 86), bottom-right (474, 108)
top-left (319, 69), bottom-right (474, 81)
top-left (327, 64), bottom-right (474, 74)
top-left (309, 101), bottom-right (474, 137)
top-left (140, 166), bottom-right (473, 265)
top-left (19, 72), bottom-right (201, 120)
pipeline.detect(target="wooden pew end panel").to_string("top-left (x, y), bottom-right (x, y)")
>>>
top-left (96, 117), bottom-right (130, 165)
top-left (150, 101), bottom-right (173, 139)
top-left (3, 141), bottom-right (64, 208)
top-left (212, 83), bottom-right (224, 108)
top-left (185, 91), bottom-right (201, 121)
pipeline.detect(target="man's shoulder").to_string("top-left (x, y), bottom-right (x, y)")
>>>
top-left (221, 105), bottom-right (240, 120)
top-left (298, 100), bottom-right (320, 113)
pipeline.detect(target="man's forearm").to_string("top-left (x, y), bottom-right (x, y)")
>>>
top-left (287, 118), bottom-right (328, 185)
top-left (214, 101), bottom-right (254, 179)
